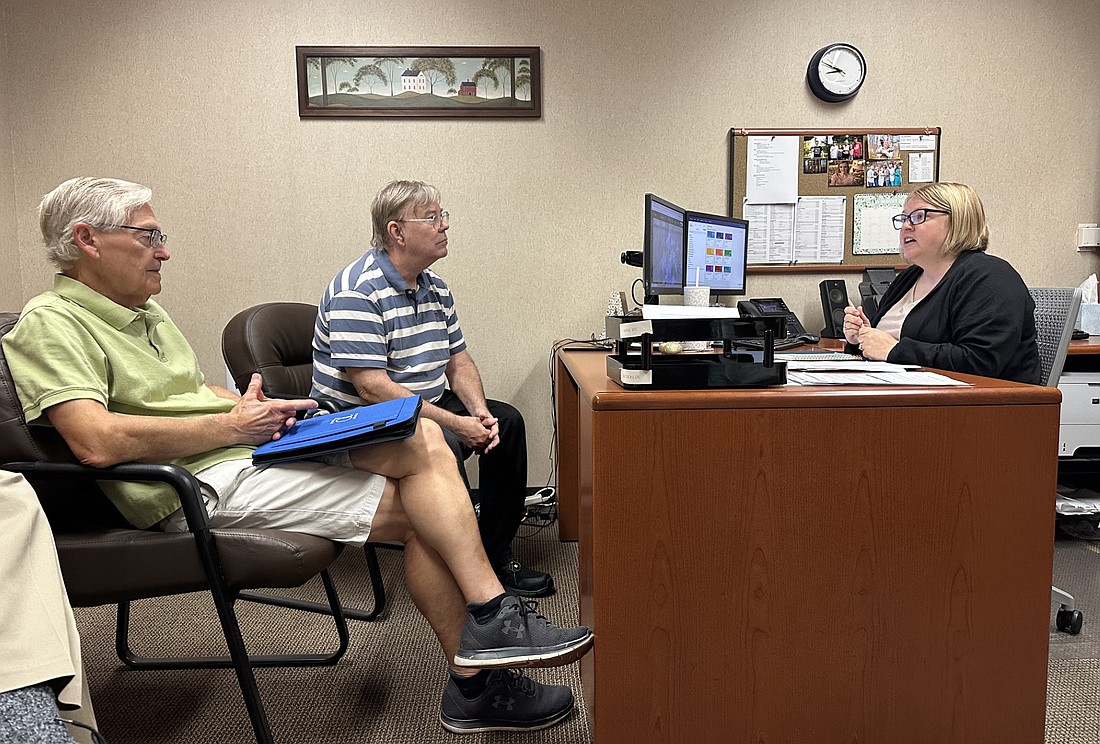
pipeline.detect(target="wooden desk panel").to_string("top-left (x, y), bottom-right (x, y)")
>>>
top-left (555, 350), bottom-right (1060, 744)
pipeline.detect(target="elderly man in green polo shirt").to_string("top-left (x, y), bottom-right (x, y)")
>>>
top-left (2, 177), bottom-right (593, 734)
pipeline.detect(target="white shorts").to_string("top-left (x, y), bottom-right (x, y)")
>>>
top-left (160, 455), bottom-right (387, 547)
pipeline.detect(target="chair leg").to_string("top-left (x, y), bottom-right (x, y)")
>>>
top-left (115, 591), bottom-right (279, 743)
top-left (115, 569), bottom-right (350, 670)
top-left (239, 543), bottom-right (388, 621)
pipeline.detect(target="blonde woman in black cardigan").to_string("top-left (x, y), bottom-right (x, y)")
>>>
top-left (843, 182), bottom-right (1041, 384)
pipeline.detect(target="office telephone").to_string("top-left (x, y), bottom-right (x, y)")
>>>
top-left (737, 298), bottom-right (820, 344)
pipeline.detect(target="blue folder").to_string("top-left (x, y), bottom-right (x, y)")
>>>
top-left (252, 396), bottom-right (422, 464)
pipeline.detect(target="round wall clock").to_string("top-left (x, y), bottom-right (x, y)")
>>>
top-left (807, 43), bottom-right (866, 103)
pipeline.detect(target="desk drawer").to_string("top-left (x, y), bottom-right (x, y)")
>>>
top-left (1059, 378), bottom-right (1100, 424)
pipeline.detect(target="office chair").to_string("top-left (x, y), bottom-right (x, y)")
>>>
top-left (222, 301), bottom-right (389, 621)
top-left (0, 312), bottom-right (353, 744)
top-left (1030, 287), bottom-right (1084, 634)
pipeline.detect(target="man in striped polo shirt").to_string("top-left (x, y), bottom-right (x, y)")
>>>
top-left (312, 180), bottom-right (553, 599)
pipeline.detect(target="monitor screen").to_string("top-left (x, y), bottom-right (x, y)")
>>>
top-left (643, 193), bottom-right (686, 301)
top-left (684, 211), bottom-right (749, 296)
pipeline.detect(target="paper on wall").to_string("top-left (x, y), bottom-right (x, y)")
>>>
top-left (745, 136), bottom-right (799, 204)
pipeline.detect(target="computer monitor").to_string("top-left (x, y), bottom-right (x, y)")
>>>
top-left (643, 193), bottom-right (686, 303)
top-left (684, 211), bottom-right (749, 296)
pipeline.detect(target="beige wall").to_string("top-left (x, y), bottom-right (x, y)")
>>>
top-left (3, 0), bottom-right (1099, 484)
top-left (0, 0), bottom-right (20, 309)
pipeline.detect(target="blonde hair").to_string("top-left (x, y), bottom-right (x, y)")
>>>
top-left (909, 182), bottom-right (989, 256)
top-left (39, 177), bottom-right (153, 269)
top-left (370, 180), bottom-right (442, 249)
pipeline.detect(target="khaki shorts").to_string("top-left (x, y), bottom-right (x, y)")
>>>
top-left (160, 455), bottom-right (387, 547)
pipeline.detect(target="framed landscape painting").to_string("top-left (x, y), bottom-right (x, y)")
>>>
top-left (296, 46), bottom-right (541, 118)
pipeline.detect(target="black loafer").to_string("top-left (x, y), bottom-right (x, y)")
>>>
top-left (497, 559), bottom-right (555, 597)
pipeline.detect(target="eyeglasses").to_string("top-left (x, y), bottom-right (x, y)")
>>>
top-left (398, 211), bottom-right (449, 230)
top-left (112, 224), bottom-right (168, 248)
top-left (892, 209), bottom-right (950, 230)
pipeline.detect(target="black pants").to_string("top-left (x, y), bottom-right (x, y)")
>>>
top-left (435, 390), bottom-right (526, 567)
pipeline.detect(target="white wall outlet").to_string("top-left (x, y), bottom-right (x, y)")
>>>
top-left (1078, 223), bottom-right (1100, 251)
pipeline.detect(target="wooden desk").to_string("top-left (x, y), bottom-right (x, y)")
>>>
top-left (554, 350), bottom-right (1060, 744)
top-left (1068, 336), bottom-right (1100, 355)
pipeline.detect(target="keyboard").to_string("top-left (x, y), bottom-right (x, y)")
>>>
top-left (730, 337), bottom-right (806, 351)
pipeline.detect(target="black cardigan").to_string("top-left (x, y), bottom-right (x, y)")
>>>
top-left (844, 250), bottom-right (1041, 384)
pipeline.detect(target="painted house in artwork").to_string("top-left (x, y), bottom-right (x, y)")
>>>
top-left (401, 69), bottom-right (427, 93)
top-left (459, 81), bottom-right (476, 96)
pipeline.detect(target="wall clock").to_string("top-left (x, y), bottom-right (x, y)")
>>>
top-left (807, 43), bottom-right (866, 103)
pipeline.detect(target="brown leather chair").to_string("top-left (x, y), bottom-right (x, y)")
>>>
top-left (222, 301), bottom-right (388, 621)
top-left (0, 311), bottom-right (349, 744)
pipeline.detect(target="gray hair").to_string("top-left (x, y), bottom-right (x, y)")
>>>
top-left (370, 180), bottom-right (442, 249)
top-left (39, 177), bottom-right (153, 270)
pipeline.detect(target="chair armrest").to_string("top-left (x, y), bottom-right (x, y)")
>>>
top-left (2, 461), bottom-right (211, 533)
top-left (262, 391), bottom-right (336, 417)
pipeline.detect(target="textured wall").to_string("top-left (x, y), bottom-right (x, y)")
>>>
top-left (3, 0), bottom-right (1099, 484)
top-left (0, 0), bottom-right (20, 309)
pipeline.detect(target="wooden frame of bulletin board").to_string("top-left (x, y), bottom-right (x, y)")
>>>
top-left (728, 127), bottom-right (941, 274)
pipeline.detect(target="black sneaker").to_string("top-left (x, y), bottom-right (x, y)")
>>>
top-left (454, 595), bottom-right (594, 669)
top-left (440, 669), bottom-right (574, 733)
top-left (497, 557), bottom-right (555, 597)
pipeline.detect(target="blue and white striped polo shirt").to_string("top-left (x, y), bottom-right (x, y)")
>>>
top-left (311, 249), bottom-right (466, 407)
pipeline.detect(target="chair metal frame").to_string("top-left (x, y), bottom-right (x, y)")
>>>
top-left (1030, 286), bottom-right (1084, 634)
top-left (3, 461), bottom-right (350, 744)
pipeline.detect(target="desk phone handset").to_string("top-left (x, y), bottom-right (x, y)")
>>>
top-left (737, 298), bottom-right (820, 344)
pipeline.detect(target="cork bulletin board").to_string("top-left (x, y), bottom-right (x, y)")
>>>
top-left (727, 127), bottom-right (942, 274)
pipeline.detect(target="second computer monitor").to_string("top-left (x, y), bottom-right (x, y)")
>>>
top-left (684, 211), bottom-right (749, 296)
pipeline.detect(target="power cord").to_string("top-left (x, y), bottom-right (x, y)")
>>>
top-left (629, 278), bottom-right (644, 310)
top-left (56, 718), bottom-right (108, 744)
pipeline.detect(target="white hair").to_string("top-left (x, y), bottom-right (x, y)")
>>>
top-left (39, 177), bottom-right (153, 269)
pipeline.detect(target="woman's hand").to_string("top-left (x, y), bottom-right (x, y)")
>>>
top-left (856, 327), bottom-right (898, 361)
top-left (843, 305), bottom-right (868, 345)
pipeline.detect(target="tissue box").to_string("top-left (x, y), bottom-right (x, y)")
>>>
top-left (1078, 304), bottom-right (1100, 335)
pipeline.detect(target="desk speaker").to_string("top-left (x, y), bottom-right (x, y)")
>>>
top-left (819, 279), bottom-right (849, 339)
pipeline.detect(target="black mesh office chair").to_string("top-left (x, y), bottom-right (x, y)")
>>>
top-left (1030, 287), bottom-right (1084, 634)
top-left (0, 311), bottom-right (352, 744)
top-left (222, 301), bottom-right (389, 621)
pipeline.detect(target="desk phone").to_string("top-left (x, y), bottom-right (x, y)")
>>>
top-left (737, 298), bottom-right (820, 345)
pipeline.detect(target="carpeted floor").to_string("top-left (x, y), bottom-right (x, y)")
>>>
top-left (1046, 535), bottom-right (1100, 743)
top-left (74, 520), bottom-right (588, 744)
top-left (74, 524), bottom-right (1100, 743)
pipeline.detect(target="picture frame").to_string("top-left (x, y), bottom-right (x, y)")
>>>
top-left (296, 46), bottom-right (541, 119)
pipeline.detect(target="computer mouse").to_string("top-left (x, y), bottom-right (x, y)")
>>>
top-left (799, 333), bottom-right (821, 344)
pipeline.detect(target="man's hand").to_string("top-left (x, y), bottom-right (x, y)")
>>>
top-left (227, 374), bottom-right (317, 444)
top-left (454, 413), bottom-right (498, 453)
top-left (475, 411), bottom-right (500, 453)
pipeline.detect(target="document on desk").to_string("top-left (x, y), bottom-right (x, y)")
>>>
top-left (787, 370), bottom-right (970, 386)
top-left (783, 360), bottom-right (916, 371)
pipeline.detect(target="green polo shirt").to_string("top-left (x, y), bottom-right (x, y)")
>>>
top-left (2, 275), bottom-right (254, 528)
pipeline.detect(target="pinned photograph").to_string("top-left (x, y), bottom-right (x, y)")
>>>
top-left (865, 160), bottom-right (902, 188)
top-left (804, 136), bottom-right (834, 159)
top-left (827, 159), bottom-right (865, 187)
top-left (829, 134), bottom-right (862, 161)
top-left (868, 135), bottom-right (901, 160)
top-left (803, 157), bottom-right (828, 174)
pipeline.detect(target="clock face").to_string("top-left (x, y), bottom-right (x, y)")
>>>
top-left (807, 43), bottom-right (866, 102)
top-left (818, 45), bottom-right (865, 95)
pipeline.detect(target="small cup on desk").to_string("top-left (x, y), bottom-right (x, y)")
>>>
top-left (682, 285), bottom-right (711, 352)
